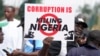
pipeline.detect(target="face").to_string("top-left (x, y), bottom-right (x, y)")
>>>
top-left (75, 24), bottom-right (84, 35)
top-left (4, 7), bottom-right (15, 20)
top-left (76, 37), bottom-right (87, 45)
top-left (0, 31), bottom-right (4, 43)
top-left (75, 23), bottom-right (87, 45)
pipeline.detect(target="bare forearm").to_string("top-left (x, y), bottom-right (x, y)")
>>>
top-left (38, 37), bottom-right (53, 56)
top-left (38, 45), bottom-right (49, 56)
top-left (19, 51), bottom-right (39, 56)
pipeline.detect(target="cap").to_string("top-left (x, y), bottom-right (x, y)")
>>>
top-left (88, 30), bottom-right (100, 42)
top-left (75, 15), bottom-right (88, 28)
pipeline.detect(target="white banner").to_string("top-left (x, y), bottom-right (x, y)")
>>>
top-left (25, 4), bottom-right (75, 41)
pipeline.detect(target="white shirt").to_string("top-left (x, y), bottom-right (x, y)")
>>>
top-left (0, 43), bottom-right (6, 56)
top-left (2, 19), bottom-right (22, 53)
top-left (58, 41), bottom-right (67, 56)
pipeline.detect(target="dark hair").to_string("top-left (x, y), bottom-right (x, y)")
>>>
top-left (5, 6), bottom-right (15, 12)
top-left (87, 30), bottom-right (100, 42)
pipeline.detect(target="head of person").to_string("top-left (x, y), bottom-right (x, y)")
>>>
top-left (87, 30), bottom-right (100, 48)
top-left (0, 21), bottom-right (8, 43)
top-left (0, 28), bottom-right (4, 43)
top-left (4, 6), bottom-right (15, 21)
top-left (75, 14), bottom-right (88, 45)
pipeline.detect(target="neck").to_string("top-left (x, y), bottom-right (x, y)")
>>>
top-left (7, 18), bottom-right (14, 21)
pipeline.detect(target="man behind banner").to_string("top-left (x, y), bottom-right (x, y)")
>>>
top-left (38, 14), bottom-right (88, 56)
top-left (0, 22), bottom-right (11, 56)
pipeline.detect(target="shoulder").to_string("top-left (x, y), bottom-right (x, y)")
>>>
top-left (14, 18), bottom-right (20, 22)
top-left (67, 47), bottom-right (77, 56)
top-left (70, 47), bottom-right (86, 52)
top-left (13, 18), bottom-right (20, 25)
top-left (0, 19), bottom-right (7, 22)
top-left (67, 47), bottom-right (86, 56)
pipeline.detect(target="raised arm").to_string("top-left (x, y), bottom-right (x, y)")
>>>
top-left (38, 37), bottom-right (53, 56)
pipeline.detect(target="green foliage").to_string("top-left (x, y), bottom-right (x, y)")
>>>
top-left (78, 3), bottom-right (100, 30)
top-left (0, 0), bottom-right (4, 20)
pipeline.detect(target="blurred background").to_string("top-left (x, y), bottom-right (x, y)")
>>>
top-left (0, 0), bottom-right (100, 30)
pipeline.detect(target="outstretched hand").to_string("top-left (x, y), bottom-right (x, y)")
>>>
top-left (12, 49), bottom-right (21, 56)
top-left (43, 37), bottom-right (53, 47)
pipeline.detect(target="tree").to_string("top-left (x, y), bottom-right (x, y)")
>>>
top-left (0, 0), bottom-right (4, 21)
top-left (78, 4), bottom-right (92, 14)
top-left (78, 3), bottom-right (100, 30)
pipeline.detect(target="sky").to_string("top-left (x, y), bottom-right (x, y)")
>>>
top-left (42, 0), bottom-right (100, 15)
top-left (42, 0), bottom-right (100, 7)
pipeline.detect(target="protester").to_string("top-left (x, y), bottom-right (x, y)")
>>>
top-left (1, 6), bottom-right (22, 56)
top-left (10, 16), bottom-right (38, 56)
top-left (67, 14), bottom-right (88, 52)
top-left (0, 22), bottom-right (8, 56)
top-left (0, 28), bottom-right (6, 56)
top-left (67, 30), bottom-right (100, 56)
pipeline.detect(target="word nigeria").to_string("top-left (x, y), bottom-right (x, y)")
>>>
top-left (29, 18), bottom-right (68, 31)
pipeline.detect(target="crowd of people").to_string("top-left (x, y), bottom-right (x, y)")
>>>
top-left (0, 4), bottom-right (100, 56)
